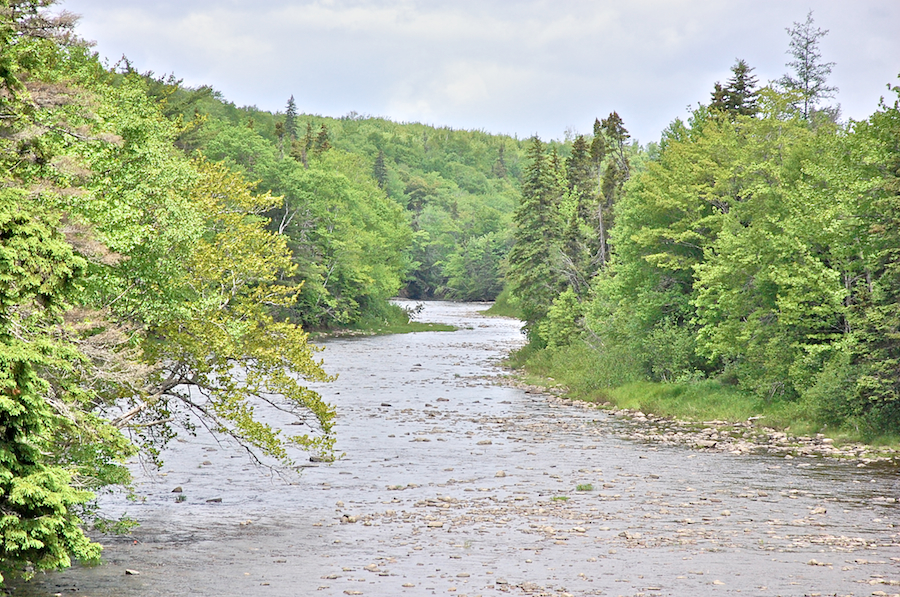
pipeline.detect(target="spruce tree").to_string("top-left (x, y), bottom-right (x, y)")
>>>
top-left (284, 95), bottom-right (298, 140)
top-left (594, 112), bottom-right (630, 268)
top-left (560, 135), bottom-right (595, 294)
top-left (778, 11), bottom-right (838, 120)
top-left (710, 59), bottom-right (759, 117)
top-left (507, 137), bottom-right (563, 342)
top-left (373, 149), bottom-right (388, 189)
top-left (312, 123), bottom-right (331, 156)
top-left (492, 144), bottom-right (508, 179)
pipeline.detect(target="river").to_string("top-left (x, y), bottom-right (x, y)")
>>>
top-left (11, 301), bottom-right (899, 597)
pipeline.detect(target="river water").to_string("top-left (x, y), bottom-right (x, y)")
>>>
top-left (12, 301), bottom-right (899, 597)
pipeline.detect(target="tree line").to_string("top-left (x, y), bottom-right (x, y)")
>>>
top-left (508, 12), bottom-right (900, 439)
top-left (2, 1), bottom-right (897, 584)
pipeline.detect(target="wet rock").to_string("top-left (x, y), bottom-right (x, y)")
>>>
top-left (495, 471), bottom-right (507, 477)
top-left (171, 486), bottom-right (183, 493)
top-left (125, 569), bottom-right (140, 576)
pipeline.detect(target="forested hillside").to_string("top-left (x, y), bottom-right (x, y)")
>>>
top-left (507, 14), bottom-right (900, 442)
top-left (2, 0), bottom-right (899, 584)
top-left (0, 0), bottom-right (532, 581)
top-left (140, 76), bottom-right (532, 312)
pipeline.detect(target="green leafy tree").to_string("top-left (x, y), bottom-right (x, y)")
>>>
top-left (0, 191), bottom-right (103, 583)
top-left (845, 81), bottom-right (900, 429)
top-left (440, 232), bottom-right (507, 301)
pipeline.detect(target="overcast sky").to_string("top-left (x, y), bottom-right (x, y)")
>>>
top-left (60, 0), bottom-right (900, 145)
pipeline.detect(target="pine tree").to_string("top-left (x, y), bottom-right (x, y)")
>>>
top-left (560, 135), bottom-right (595, 294)
top-left (312, 123), bottom-right (331, 156)
top-left (492, 143), bottom-right (508, 178)
top-left (373, 149), bottom-right (388, 189)
top-left (778, 11), bottom-right (838, 120)
top-left (594, 112), bottom-right (630, 268)
top-left (507, 137), bottom-right (563, 342)
top-left (710, 59), bottom-right (759, 117)
top-left (284, 95), bottom-right (298, 140)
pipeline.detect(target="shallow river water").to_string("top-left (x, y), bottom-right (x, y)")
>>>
top-left (12, 301), bottom-right (900, 597)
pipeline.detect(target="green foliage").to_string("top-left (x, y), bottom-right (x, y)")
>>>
top-left (710, 59), bottom-right (760, 117)
top-left (440, 231), bottom-right (508, 301)
top-left (0, 191), bottom-right (103, 582)
top-left (483, 286), bottom-right (521, 319)
top-left (539, 288), bottom-right (583, 348)
top-left (778, 11), bottom-right (838, 121)
top-left (0, 2), bottom-right (348, 578)
top-left (507, 137), bottom-right (564, 342)
top-left (844, 79), bottom-right (900, 431)
top-left (341, 301), bottom-right (455, 335)
top-left (141, 85), bottom-right (528, 304)
top-left (527, 74), bottom-right (900, 438)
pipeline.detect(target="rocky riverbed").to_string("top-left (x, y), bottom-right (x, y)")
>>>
top-left (10, 301), bottom-right (899, 597)
top-left (508, 381), bottom-right (900, 466)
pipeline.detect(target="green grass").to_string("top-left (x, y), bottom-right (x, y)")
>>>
top-left (575, 484), bottom-right (593, 492)
top-left (513, 339), bottom-right (900, 448)
top-left (483, 287), bottom-right (522, 319)
top-left (551, 496), bottom-right (569, 502)
top-left (313, 301), bottom-right (455, 338)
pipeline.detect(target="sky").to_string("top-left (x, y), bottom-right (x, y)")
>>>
top-left (59, 0), bottom-right (900, 145)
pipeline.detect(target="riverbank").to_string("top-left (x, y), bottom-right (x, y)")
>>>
top-left (9, 301), bottom-right (899, 597)
top-left (502, 376), bottom-right (900, 466)
top-left (309, 301), bottom-right (456, 339)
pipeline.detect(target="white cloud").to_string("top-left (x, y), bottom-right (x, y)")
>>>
top-left (63, 0), bottom-right (900, 143)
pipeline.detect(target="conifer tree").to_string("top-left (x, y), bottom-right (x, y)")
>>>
top-left (373, 149), bottom-right (388, 189)
top-left (594, 112), bottom-right (630, 268)
top-left (284, 95), bottom-right (298, 140)
top-left (778, 11), bottom-right (838, 120)
top-left (492, 144), bottom-right (508, 178)
top-left (560, 135), bottom-right (595, 294)
top-left (507, 137), bottom-right (563, 342)
top-left (710, 59), bottom-right (760, 117)
top-left (313, 123), bottom-right (331, 156)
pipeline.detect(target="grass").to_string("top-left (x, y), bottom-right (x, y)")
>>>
top-left (575, 484), bottom-right (593, 492)
top-left (513, 339), bottom-right (900, 448)
top-left (483, 287), bottom-right (522, 319)
top-left (312, 301), bottom-right (455, 338)
top-left (551, 496), bottom-right (569, 502)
